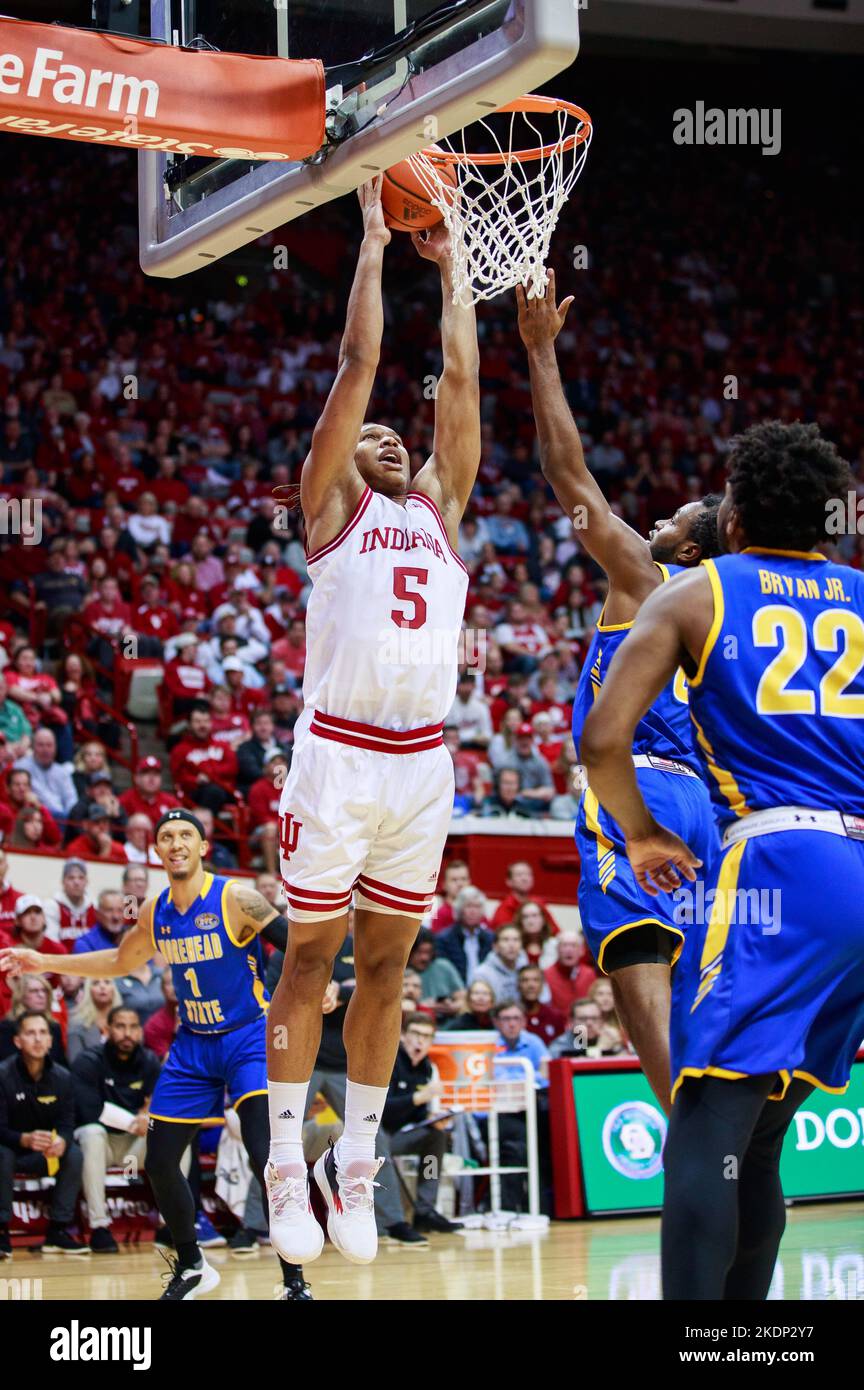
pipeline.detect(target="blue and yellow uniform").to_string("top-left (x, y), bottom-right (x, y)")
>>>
top-left (143, 873), bottom-right (270, 1122)
top-left (673, 548), bottom-right (864, 1099)
top-left (573, 564), bottom-right (719, 971)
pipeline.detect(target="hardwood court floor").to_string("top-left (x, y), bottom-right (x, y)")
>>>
top-left (7, 1202), bottom-right (863, 1301)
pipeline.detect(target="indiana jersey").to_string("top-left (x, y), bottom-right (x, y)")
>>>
top-left (688, 550), bottom-right (864, 828)
top-left (144, 873), bottom-right (268, 1034)
top-left (572, 563), bottom-right (699, 772)
top-left (297, 486), bottom-right (469, 738)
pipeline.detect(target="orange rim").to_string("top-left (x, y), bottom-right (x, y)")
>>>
top-left (413, 95), bottom-right (592, 167)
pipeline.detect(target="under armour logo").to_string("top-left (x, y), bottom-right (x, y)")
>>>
top-left (279, 812), bottom-right (303, 860)
top-left (279, 1108), bottom-right (295, 1119)
top-left (363, 1113), bottom-right (378, 1123)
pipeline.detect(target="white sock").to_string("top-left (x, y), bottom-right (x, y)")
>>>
top-left (336, 1080), bottom-right (388, 1170)
top-left (267, 1080), bottom-right (309, 1170)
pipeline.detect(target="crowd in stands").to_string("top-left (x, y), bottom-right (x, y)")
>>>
top-left (0, 847), bottom-right (623, 1252)
top-left (1, 100), bottom-right (862, 862)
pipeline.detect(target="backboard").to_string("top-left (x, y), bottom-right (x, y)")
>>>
top-left (138, 0), bottom-right (581, 278)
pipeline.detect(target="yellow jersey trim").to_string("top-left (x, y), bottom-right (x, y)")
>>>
top-left (232, 1088), bottom-right (269, 1110)
top-left (167, 871), bottom-right (213, 909)
top-left (583, 788), bottom-right (617, 894)
top-left (741, 547), bottom-right (828, 562)
top-left (597, 917), bottom-right (685, 975)
top-left (222, 878), bottom-right (255, 949)
top-left (142, 897), bottom-right (158, 957)
top-left (792, 1068), bottom-right (849, 1096)
top-left (689, 710), bottom-right (750, 819)
top-left (688, 559), bottom-right (724, 690)
top-left (149, 1111), bottom-right (221, 1124)
top-left (672, 1066), bottom-right (794, 1105)
top-left (691, 840), bottom-right (746, 1012)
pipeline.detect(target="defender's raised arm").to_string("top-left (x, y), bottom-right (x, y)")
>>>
top-left (518, 272), bottom-right (658, 608)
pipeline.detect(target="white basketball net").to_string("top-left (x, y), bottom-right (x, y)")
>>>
top-left (408, 102), bottom-right (592, 307)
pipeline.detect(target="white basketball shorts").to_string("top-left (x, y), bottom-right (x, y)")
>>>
top-left (277, 711), bottom-right (454, 922)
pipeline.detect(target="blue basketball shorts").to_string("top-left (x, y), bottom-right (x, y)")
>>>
top-left (149, 1013), bottom-right (268, 1122)
top-left (576, 766), bottom-right (720, 973)
top-left (671, 828), bottom-right (864, 1100)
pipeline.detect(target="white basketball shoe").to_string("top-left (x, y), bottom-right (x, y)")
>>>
top-left (313, 1143), bottom-right (384, 1265)
top-left (265, 1162), bottom-right (325, 1264)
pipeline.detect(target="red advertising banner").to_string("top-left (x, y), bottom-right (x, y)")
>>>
top-left (0, 16), bottom-right (325, 161)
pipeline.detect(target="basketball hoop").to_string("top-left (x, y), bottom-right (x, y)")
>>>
top-left (408, 94), bottom-right (592, 307)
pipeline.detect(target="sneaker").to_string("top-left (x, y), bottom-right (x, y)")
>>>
top-left (153, 1225), bottom-right (174, 1251)
top-left (276, 1274), bottom-right (314, 1301)
top-left (159, 1254), bottom-right (221, 1301)
top-left (42, 1226), bottom-right (90, 1255)
top-left (227, 1227), bottom-right (261, 1258)
top-left (90, 1227), bottom-right (119, 1254)
top-left (313, 1143), bottom-right (383, 1266)
top-left (384, 1221), bottom-right (429, 1247)
top-left (413, 1210), bottom-right (462, 1235)
top-left (0, 1228), bottom-right (11, 1260)
top-left (265, 1162), bottom-right (324, 1264)
top-left (194, 1212), bottom-right (226, 1248)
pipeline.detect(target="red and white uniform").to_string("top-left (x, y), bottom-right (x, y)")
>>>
top-left (43, 892), bottom-right (98, 947)
top-left (279, 487), bottom-right (468, 922)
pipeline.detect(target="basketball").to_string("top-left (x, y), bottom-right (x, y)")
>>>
top-left (381, 150), bottom-right (457, 232)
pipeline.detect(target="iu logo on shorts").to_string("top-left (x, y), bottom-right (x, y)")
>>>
top-left (279, 812), bottom-right (303, 860)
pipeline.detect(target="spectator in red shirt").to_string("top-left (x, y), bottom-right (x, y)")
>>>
top-left (10, 805), bottom-right (56, 851)
top-left (270, 616), bottom-right (306, 679)
top-left (517, 964), bottom-right (566, 1045)
top-left (427, 859), bottom-right (471, 933)
top-left (0, 894), bottom-right (68, 1017)
top-left (43, 859), bottom-right (97, 947)
top-left (133, 574), bottom-right (178, 647)
top-left (491, 860), bottom-right (560, 934)
top-left (143, 967), bottom-right (179, 1060)
top-left (1, 768), bottom-right (61, 847)
top-left (543, 932), bottom-right (598, 1016)
top-left (162, 634), bottom-right (211, 721)
top-left (82, 575), bottom-right (132, 641)
top-left (0, 848), bottom-right (21, 939)
top-left (513, 900), bottom-right (558, 969)
top-left (169, 704), bottom-right (238, 812)
top-left (209, 686), bottom-right (252, 749)
top-left (247, 748), bottom-right (289, 874)
top-left (119, 755), bottom-right (180, 823)
top-left (65, 804), bottom-right (128, 864)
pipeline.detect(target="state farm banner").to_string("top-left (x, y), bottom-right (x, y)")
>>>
top-left (0, 16), bottom-right (326, 161)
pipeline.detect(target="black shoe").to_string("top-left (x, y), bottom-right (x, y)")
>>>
top-left (90, 1227), bottom-right (119, 1254)
top-left (0, 1227), bottom-right (11, 1260)
top-left (414, 1210), bottom-right (462, 1235)
top-left (153, 1225), bottom-right (174, 1251)
top-left (42, 1226), bottom-right (89, 1256)
top-left (278, 1274), bottom-right (314, 1301)
top-left (159, 1253), bottom-right (221, 1301)
top-left (228, 1227), bottom-right (261, 1258)
top-left (384, 1222), bottom-right (428, 1247)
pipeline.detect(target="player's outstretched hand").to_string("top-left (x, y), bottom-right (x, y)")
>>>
top-left (358, 175), bottom-right (391, 245)
top-left (411, 224), bottom-right (452, 264)
top-left (0, 946), bottom-right (44, 977)
top-left (516, 269), bottom-right (573, 349)
top-left (625, 826), bottom-right (701, 897)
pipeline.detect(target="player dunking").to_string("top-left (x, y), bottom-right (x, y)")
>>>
top-left (581, 421), bottom-right (864, 1299)
top-left (0, 808), bottom-right (310, 1301)
top-left (265, 177), bottom-right (480, 1265)
top-left (517, 274), bottom-right (721, 1111)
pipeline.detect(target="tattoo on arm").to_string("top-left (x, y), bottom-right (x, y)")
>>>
top-left (234, 887), bottom-right (276, 926)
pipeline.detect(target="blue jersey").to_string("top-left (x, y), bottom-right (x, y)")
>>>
top-left (572, 563), bottom-right (699, 772)
top-left (143, 873), bottom-right (268, 1034)
top-left (688, 549), bottom-right (864, 828)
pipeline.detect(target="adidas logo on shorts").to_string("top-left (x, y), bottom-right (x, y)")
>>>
top-left (279, 1108), bottom-right (295, 1119)
top-left (363, 1113), bottom-right (378, 1123)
